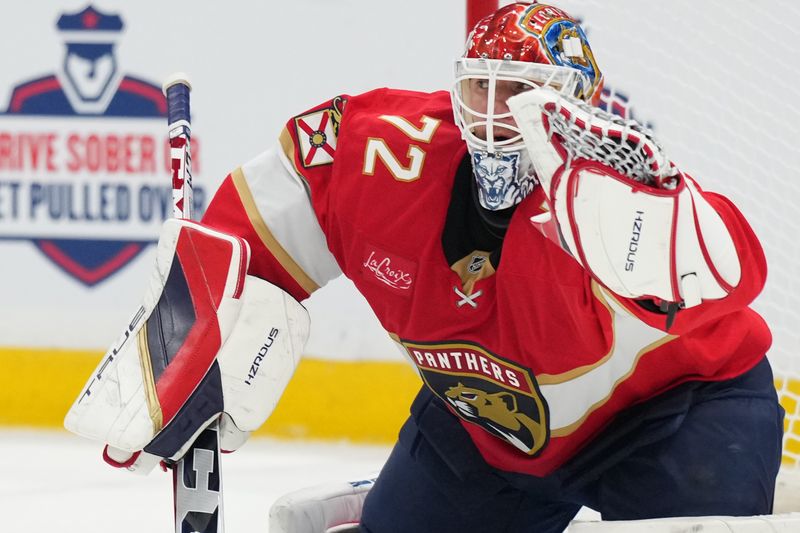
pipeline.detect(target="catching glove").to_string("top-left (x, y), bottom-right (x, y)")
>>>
top-left (507, 88), bottom-right (741, 309)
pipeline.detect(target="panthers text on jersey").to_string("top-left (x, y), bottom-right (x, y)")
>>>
top-left (201, 88), bottom-right (770, 476)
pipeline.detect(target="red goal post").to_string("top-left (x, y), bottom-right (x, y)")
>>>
top-left (466, 0), bottom-right (498, 34)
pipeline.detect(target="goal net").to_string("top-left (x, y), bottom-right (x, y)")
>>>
top-left (472, 0), bottom-right (800, 470)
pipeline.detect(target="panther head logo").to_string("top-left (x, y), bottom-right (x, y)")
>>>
top-left (471, 151), bottom-right (520, 209)
top-left (445, 382), bottom-right (547, 454)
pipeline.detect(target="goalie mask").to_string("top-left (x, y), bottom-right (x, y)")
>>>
top-left (451, 1), bottom-right (603, 211)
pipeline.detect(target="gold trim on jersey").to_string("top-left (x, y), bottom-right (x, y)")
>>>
top-left (278, 127), bottom-right (314, 198)
top-left (231, 167), bottom-right (320, 295)
top-left (550, 333), bottom-right (677, 438)
top-left (536, 282), bottom-right (678, 386)
top-left (536, 282), bottom-right (617, 385)
top-left (279, 127), bottom-right (301, 174)
top-left (137, 324), bottom-right (163, 433)
top-left (450, 250), bottom-right (496, 296)
top-left (544, 281), bottom-right (678, 436)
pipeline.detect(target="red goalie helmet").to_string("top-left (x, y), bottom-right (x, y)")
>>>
top-left (464, 2), bottom-right (602, 102)
top-left (451, 2), bottom-right (603, 211)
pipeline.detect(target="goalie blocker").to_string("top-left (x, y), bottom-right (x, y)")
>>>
top-left (64, 219), bottom-right (310, 471)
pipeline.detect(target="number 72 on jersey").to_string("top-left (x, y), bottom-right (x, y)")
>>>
top-left (362, 115), bottom-right (442, 182)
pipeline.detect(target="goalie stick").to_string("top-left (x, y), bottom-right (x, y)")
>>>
top-left (162, 73), bottom-right (225, 533)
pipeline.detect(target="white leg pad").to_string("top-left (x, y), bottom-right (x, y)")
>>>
top-left (269, 478), bottom-right (375, 533)
top-left (568, 513), bottom-right (800, 532)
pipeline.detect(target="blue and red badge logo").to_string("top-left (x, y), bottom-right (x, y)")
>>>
top-left (0, 5), bottom-right (203, 286)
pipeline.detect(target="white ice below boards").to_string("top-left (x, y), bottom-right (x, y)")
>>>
top-left (3, 429), bottom-right (798, 532)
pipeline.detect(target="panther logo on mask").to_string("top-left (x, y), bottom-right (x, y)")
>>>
top-left (472, 151), bottom-right (521, 210)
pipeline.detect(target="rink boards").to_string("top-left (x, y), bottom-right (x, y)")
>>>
top-left (1, 346), bottom-right (798, 468)
top-left (0, 347), bottom-right (420, 443)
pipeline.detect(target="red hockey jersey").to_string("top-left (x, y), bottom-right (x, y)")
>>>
top-left (202, 88), bottom-right (771, 476)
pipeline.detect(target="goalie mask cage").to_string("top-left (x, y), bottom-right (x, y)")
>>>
top-left (466, 0), bottom-right (800, 478)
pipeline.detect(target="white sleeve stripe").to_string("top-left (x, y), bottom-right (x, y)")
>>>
top-left (230, 168), bottom-right (319, 294)
top-left (542, 284), bottom-right (677, 436)
top-left (232, 149), bottom-right (341, 293)
top-left (278, 126), bottom-right (308, 191)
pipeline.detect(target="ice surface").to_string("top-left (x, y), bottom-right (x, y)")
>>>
top-left (0, 429), bottom-right (390, 532)
top-left (0, 429), bottom-right (607, 531)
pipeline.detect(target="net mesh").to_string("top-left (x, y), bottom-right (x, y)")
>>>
top-left (543, 94), bottom-right (677, 188)
top-left (778, 376), bottom-right (800, 467)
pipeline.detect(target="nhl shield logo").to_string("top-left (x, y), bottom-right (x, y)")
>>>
top-left (467, 254), bottom-right (487, 274)
top-left (0, 5), bottom-right (203, 286)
